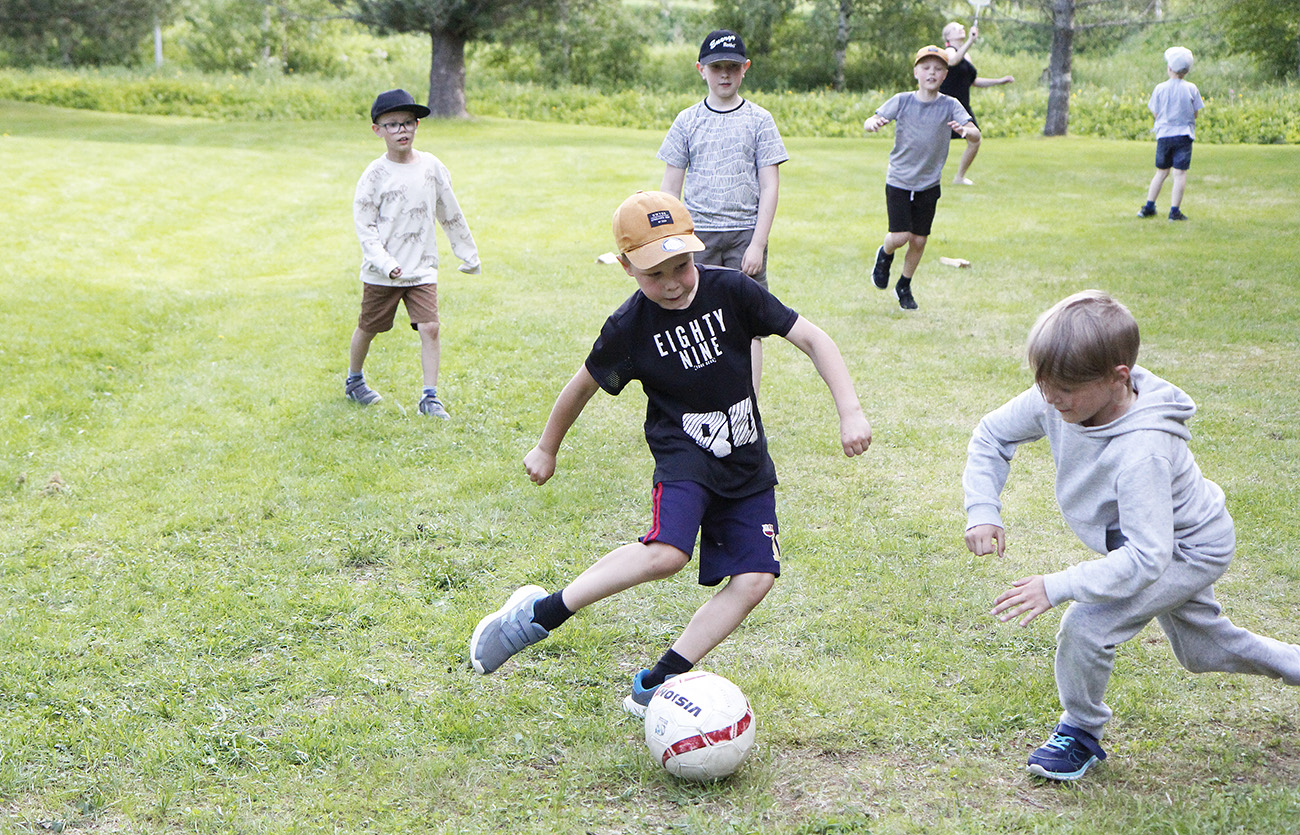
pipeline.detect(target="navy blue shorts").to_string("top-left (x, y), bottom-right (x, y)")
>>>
top-left (639, 481), bottom-right (781, 587)
top-left (885, 184), bottom-right (941, 237)
top-left (1155, 135), bottom-right (1194, 171)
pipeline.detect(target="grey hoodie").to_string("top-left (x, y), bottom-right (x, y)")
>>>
top-left (964, 366), bottom-right (1234, 607)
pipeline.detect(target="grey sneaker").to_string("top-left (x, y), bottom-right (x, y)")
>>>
top-left (469, 585), bottom-right (549, 674)
top-left (418, 394), bottom-right (450, 419)
top-left (345, 377), bottom-right (382, 405)
top-left (621, 669), bottom-right (676, 719)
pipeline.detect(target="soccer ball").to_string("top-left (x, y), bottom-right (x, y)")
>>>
top-left (644, 670), bottom-right (756, 781)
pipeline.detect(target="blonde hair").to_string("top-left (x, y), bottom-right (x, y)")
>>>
top-left (1026, 290), bottom-right (1140, 386)
top-left (943, 22), bottom-right (964, 44)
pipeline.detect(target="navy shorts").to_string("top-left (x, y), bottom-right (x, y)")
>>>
top-left (639, 481), bottom-right (782, 587)
top-left (1155, 135), bottom-right (1194, 171)
top-left (885, 184), bottom-right (941, 237)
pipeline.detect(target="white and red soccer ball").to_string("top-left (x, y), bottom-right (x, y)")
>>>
top-left (644, 670), bottom-right (756, 781)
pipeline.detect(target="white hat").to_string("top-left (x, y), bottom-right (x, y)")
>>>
top-left (1164, 46), bottom-right (1193, 73)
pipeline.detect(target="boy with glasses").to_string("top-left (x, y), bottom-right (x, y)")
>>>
top-left (347, 88), bottom-right (480, 418)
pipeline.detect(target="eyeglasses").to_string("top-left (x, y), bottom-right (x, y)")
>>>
top-left (378, 119), bottom-right (418, 133)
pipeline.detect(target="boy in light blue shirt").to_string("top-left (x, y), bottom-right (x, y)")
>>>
top-left (1138, 47), bottom-right (1204, 221)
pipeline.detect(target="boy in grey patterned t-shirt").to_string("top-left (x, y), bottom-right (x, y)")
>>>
top-left (658, 29), bottom-right (788, 392)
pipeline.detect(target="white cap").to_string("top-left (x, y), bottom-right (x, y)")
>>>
top-left (1165, 46), bottom-right (1193, 73)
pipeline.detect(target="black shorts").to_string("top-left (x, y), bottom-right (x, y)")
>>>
top-left (885, 184), bottom-right (941, 237)
top-left (1155, 135), bottom-right (1194, 171)
top-left (640, 481), bottom-right (781, 587)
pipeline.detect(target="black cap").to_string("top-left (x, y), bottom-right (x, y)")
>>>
top-left (370, 88), bottom-right (431, 123)
top-left (698, 30), bottom-right (746, 65)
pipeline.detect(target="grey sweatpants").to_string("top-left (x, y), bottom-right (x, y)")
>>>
top-left (1055, 542), bottom-right (1300, 738)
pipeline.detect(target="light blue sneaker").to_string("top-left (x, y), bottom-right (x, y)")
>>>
top-left (621, 669), bottom-right (676, 719)
top-left (469, 585), bottom-right (549, 674)
top-left (1026, 723), bottom-right (1107, 781)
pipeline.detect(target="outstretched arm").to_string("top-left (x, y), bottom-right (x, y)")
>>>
top-left (782, 316), bottom-right (871, 456)
top-left (524, 365), bottom-right (601, 485)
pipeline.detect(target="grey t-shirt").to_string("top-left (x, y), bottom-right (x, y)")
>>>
top-left (876, 92), bottom-right (971, 191)
top-left (657, 99), bottom-right (789, 232)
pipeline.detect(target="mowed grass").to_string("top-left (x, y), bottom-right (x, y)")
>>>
top-left (1, 99), bottom-right (1299, 833)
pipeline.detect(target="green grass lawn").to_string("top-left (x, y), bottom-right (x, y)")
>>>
top-left (2, 100), bottom-right (1299, 834)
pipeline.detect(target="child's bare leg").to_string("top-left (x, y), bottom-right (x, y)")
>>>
top-left (1170, 169), bottom-right (1187, 207)
top-left (416, 320), bottom-right (441, 388)
top-left (882, 230), bottom-right (910, 256)
top-left (901, 233), bottom-right (928, 277)
top-left (670, 572), bottom-right (775, 662)
top-left (349, 327), bottom-right (376, 374)
top-left (955, 134), bottom-right (981, 183)
top-left (1146, 168), bottom-right (1170, 203)
top-left (561, 540), bottom-right (689, 612)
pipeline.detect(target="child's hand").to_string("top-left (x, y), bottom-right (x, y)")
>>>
top-left (840, 412), bottom-right (872, 457)
top-left (992, 575), bottom-right (1052, 627)
top-left (863, 115), bottom-right (888, 133)
top-left (523, 445), bottom-right (557, 485)
top-left (741, 242), bottom-right (766, 277)
top-left (389, 266), bottom-right (403, 279)
top-left (948, 121), bottom-right (970, 138)
top-left (965, 523), bottom-right (1005, 557)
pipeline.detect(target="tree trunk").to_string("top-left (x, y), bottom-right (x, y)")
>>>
top-left (833, 0), bottom-right (851, 92)
top-left (1044, 0), bottom-right (1074, 136)
top-left (427, 28), bottom-right (469, 118)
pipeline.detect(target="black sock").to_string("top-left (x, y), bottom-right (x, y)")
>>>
top-left (531, 589), bottom-right (573, 632)
top-left (644, 649), bottom-right (694, 688)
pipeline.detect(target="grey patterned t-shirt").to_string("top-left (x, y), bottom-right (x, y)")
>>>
top-left (657, 99), bottom-right (789, 232)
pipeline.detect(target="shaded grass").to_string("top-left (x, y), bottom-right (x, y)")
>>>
top-left (1, 102), bottom-right (1299, 833)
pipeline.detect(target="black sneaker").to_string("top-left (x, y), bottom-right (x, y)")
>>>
top-left (1137, 204), bottom-right (1156, 218)
top-left (1168, 208), bottom-right (1188, 221)
top-left (872, 246), bottom-right (893, 289)
top-left (896, 284), bottom-right (917, 310)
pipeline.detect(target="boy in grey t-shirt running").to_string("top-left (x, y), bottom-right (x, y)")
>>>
top-left (863, 46), bottom-right (978, 310)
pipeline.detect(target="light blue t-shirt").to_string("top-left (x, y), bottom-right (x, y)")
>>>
top-left (1149, 77), bottom-right (1203, 140)
top-left (876, 92), bottom-right (971, 191)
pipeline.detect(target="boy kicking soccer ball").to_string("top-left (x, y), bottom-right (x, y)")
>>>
top-left (964, 290), bottom-right (1300, 781)
top-left (470, 191), bottom-right (871, 716)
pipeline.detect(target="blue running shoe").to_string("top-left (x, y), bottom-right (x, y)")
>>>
top-left (621, 669), bottom-right (676, 719)
top-left (469, 585), bottom-right (549, 674)
top-left (1027, 723), bottom-right (1107, 781)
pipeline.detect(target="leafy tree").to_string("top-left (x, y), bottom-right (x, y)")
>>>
top-left (479, 0), bottom-right (646, 87)
top-left (0, 0), bottom-right (172, 66)
top-left (711, 0), bottom-right (796, 57)
top-left (1221, 0), bottom-right (1300, 79)
top-left (997, 0), bottom-right (1163, 135)
top-left (344, 0), bottom-right (553, 118)
top-left (172, 0), bottom-right (356, 74)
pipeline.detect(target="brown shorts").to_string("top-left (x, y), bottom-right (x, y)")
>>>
top-left (358, 282), bottom-right (439, 333)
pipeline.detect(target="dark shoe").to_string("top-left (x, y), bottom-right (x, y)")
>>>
top-left (1137, 204), bottom-right (1156, 218)
top-left (622, 669), bottom-right (676, 719)
top-left (872, 246), bottom-right (893, 289)
top-left (1168, 208), bottom-right (1188, 221)
top-left (1026, 723), bottom-right (1107, 781)
top-left (896, 284), bottom-right (917, 310)
top-left (418, 393), bottom-right (450, 419)
top-left (345, 377), bottom-right (382, 405)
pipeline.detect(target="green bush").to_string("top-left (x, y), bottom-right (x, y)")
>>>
top-left (1, 65), bottom-right (1297, 143)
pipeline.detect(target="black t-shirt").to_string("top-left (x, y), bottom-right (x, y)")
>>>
top-left (939, 56), bottom-right (978, 119)
top-left (585, 265), bottom-right (799, 497)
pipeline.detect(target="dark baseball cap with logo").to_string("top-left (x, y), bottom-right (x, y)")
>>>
top-left (370, 88), bottom-right (431, 123)
top-left (698, 29), bottom-right (747, 65)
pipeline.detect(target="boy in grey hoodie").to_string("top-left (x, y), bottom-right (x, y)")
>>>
top-left (963, 290), bottom-right (1300, 781)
